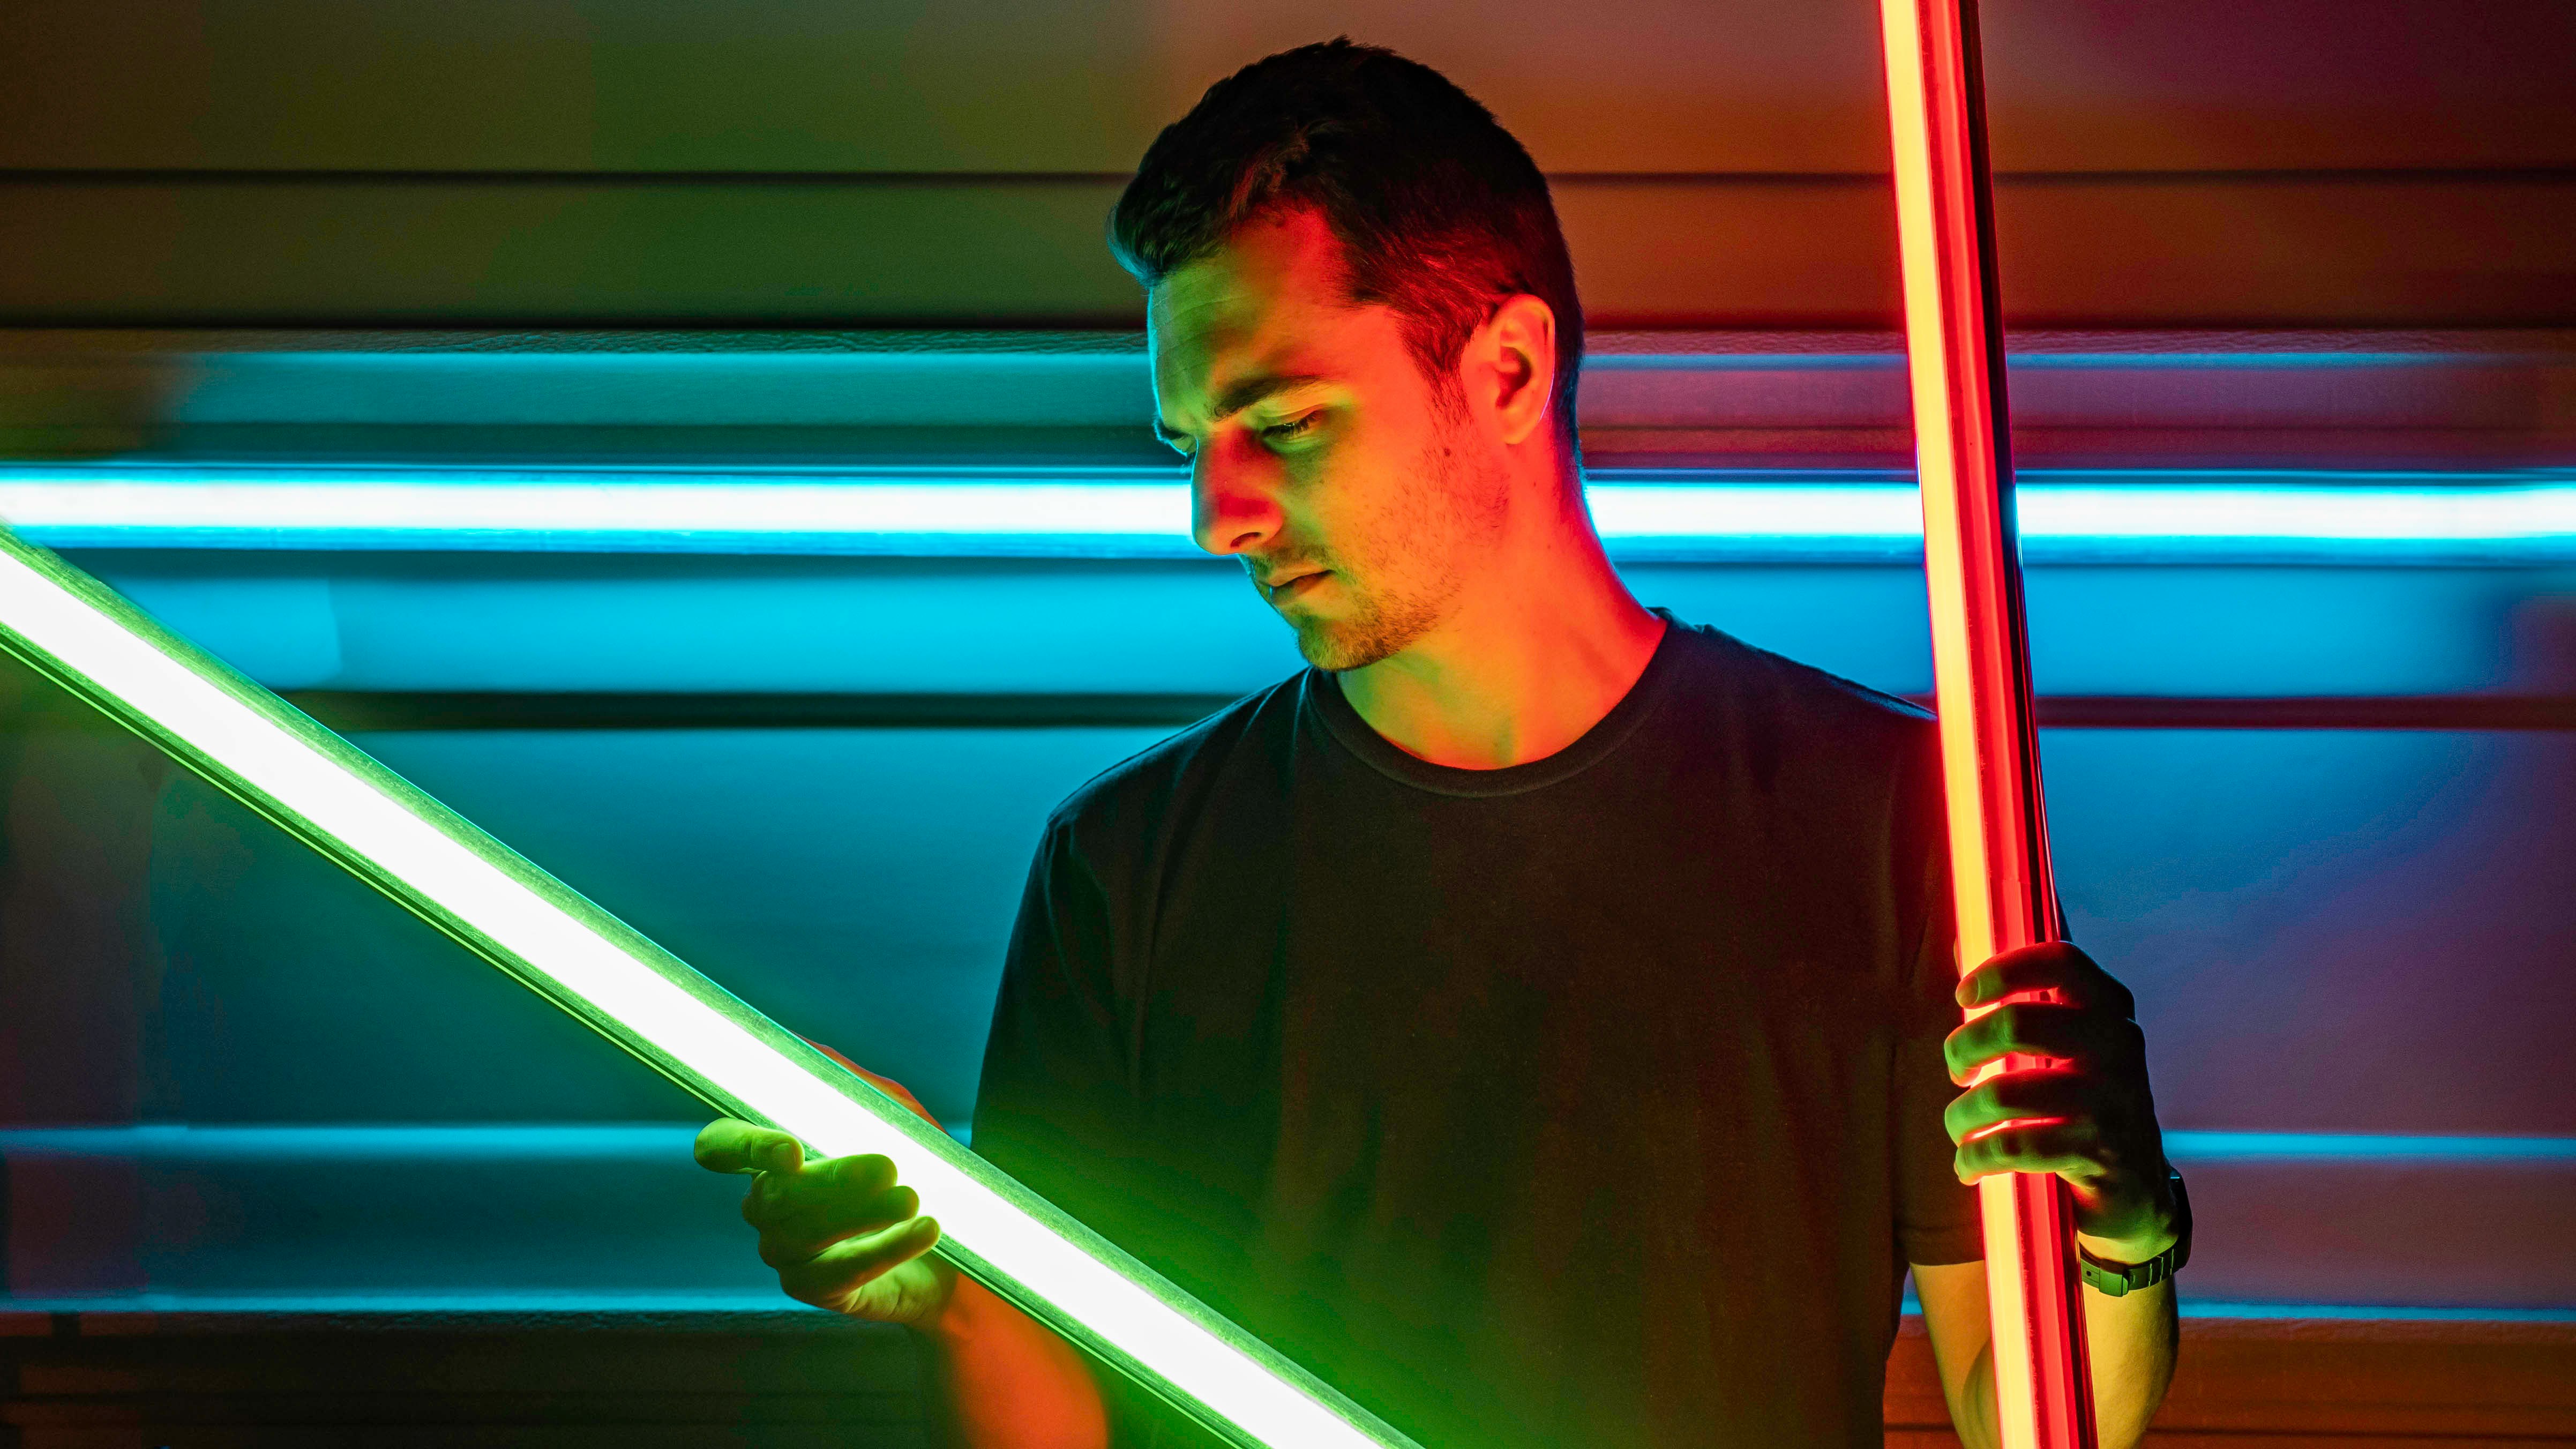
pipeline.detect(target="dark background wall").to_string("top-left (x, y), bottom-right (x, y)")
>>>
top-left (1, 4), bottom-right (2572, 1443)
top-left (3, 0), bottom-right (2572, 327)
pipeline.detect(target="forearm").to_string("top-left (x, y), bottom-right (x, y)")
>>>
top-left (1915, 1256), bottom-right (2175, 1449)
top-left (1957, 1279), bottom-right (2174, 1449)
top-left (921, 1276), bottom-right (1111, 1449)
top-left (2076, 1269), bottom-right (2178, 1449)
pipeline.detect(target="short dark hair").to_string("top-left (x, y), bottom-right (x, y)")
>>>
top-left (1110, 39), bottom-right (1583, 444)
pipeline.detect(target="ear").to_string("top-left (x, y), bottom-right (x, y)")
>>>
top-left (1464, 294), bottom-right (1560, 448)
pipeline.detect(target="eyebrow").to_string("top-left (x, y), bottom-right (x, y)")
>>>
top-left (1154, 372), bottom-right (1332, 442)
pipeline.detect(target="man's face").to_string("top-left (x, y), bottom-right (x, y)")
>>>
top-left (1149, 210), bottom-right (1508, 671)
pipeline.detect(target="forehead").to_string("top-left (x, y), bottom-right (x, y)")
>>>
top-left (1146, 210), bottom-right (1373, 414)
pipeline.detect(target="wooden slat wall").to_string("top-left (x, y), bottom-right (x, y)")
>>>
top-left (5, 327), bottom-right (2572, 467)
top-left (1, 10), bottom-right (2568, 1444)
top-left (2, 0), bottom-right (2571, 328)
top-left (1884, 1318), bottom-right (2576, 1446)
top-left (5, 1313), bottom-right (2571, 1446)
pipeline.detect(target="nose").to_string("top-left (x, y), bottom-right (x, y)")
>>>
top-left (1188, 444), bottom-right (1284, 558)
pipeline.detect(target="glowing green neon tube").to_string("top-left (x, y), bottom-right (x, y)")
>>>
top-left (0, 528), bottom-right (1418, 1449)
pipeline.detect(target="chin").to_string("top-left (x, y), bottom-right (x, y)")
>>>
top-left (1292, 629), bottom-right (1386, 672)
top-left (1288, 608), bottom-right (1422, 673)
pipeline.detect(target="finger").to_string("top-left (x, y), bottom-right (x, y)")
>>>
top-left (757, 1183), bottom-right (922, 1267)
top-left (743, 1152), bottom-right (901, 1234)
top-left (695, 1119), bottom-right (807, 1175)
top-left (1943, 1068), bottom-right (2093, 1146)
top-left (777, 1215), bottom-right (943, 1310)
top-left (1956, 942), bottom-right (2125, 1013)
top-left (1944, 1002), bottom-right (2137, 1084)
top-left (1954, 1118), bottom-right (2106, 1184)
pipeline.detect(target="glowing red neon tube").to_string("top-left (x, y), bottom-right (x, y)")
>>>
top-left (1875, 2), bottom-right (2098, 1446)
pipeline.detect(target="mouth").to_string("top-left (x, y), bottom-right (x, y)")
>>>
top-left (1260, 569), bottom-right (1328, 605)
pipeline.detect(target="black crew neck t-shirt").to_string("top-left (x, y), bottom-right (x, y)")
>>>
top-left (970, 616), bottom-right (1983, 1448)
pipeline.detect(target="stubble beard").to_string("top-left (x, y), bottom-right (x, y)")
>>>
top-left (1279, 427), bottom-right (1506, 673)
top-left (1287, 570), bottom-right (1447, 672)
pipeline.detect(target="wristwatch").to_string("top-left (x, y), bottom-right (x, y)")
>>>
top-left (2077, 1169), bottom-right (2191, 1298)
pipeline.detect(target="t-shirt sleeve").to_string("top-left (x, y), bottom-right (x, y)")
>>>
top-left (971, 817), bottom-right (1216, 1448)
top-left (1891, 729), bottom-right (1986, 1268)
top-left (971, 812), bottom-right (1138, 1229)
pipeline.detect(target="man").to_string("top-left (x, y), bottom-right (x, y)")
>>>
top-left (696, 39), bottom-right (2185, 1449)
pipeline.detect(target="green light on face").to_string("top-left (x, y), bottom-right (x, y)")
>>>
top-left (0, 529), bottom-right (1418, 1449)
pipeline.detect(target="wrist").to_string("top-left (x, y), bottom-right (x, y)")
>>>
top-left (916, 1271), bottom-right (1001, 1349)
top-left (2076, 1163), bottom-right (2184, 1262)
top-left (2077, 1168), bottom-right (2192, 1296)
top-left (2076, 1226), bottom-right (2177, 1263)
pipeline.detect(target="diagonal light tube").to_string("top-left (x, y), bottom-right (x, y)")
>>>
top-left (0, 528), bottom-right (1418, 1449)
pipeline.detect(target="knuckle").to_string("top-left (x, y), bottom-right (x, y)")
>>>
top-left (742, 1180), bottom-right (805, 1233)
top-left (820, 1153), bottom-right (887, 1191)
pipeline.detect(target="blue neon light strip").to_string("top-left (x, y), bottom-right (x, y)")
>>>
top-left (0, 1123), bottom-right (707, 1160)
top-left (0, 1122), bottom-right (975, 1155)
top-left (0, 1291), bottom-right (820, 1316)
top-left (8, 1124), bottom-right (2570, 1164)
top-left (1893, 1295), bottom-right (2576, 1324)
top-left (0, 464), bottom-right (2569, 563)
top-left (2169, 1302), bottom-right (2576, 1323)
top-left (13, 1127), bottom-right (2566, 1323)
top-left (8, 1292), bottom-right (2563, 1324)
top-left (2162, 1130), bottom-right (2576, 1163)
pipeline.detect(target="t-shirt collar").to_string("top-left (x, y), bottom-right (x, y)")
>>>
top-left (1302, 609), bottom-right (1683, 798)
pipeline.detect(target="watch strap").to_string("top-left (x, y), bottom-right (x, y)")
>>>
top-left (2077, 1170), bottom-right (2192, 1298)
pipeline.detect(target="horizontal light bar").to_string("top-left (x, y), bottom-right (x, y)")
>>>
top-left (2, 464), bottom-right (2570, 562)
top-left (0, 1123), bottom-right (716, 1161)
top-left (19, 1293), bottom-right (2571, 1326)
top-left (0, 1292), bottom-right (847, 1316)
top-left (0, 468), bottom-right (1190, 555)
top-left (2176, 1303), bottom-right (2576, 1323)
top-left (2162, 1131), bottom-right (2576, 1164)
top-left (0, 530), bottom-right (1414, 1449)
top-left (14, 1123), bottom-right (2572, 1166)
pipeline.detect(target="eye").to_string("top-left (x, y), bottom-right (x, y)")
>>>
top-left (1259, 412), bottom-right (1320, 444)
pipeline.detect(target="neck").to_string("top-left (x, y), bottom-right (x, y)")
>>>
top-left (1339, 473), bottom-right (1666, 770)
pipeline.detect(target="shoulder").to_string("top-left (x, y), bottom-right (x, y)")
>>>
top-left (1654, 619), bottom-right (1952, 934)
top-left (1659, 617), bottom-right (1935, 760)
top-left (1649, 617), bottom-right (1944, 836)
top-left (1039, 673), bottom-right (1307, 863)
